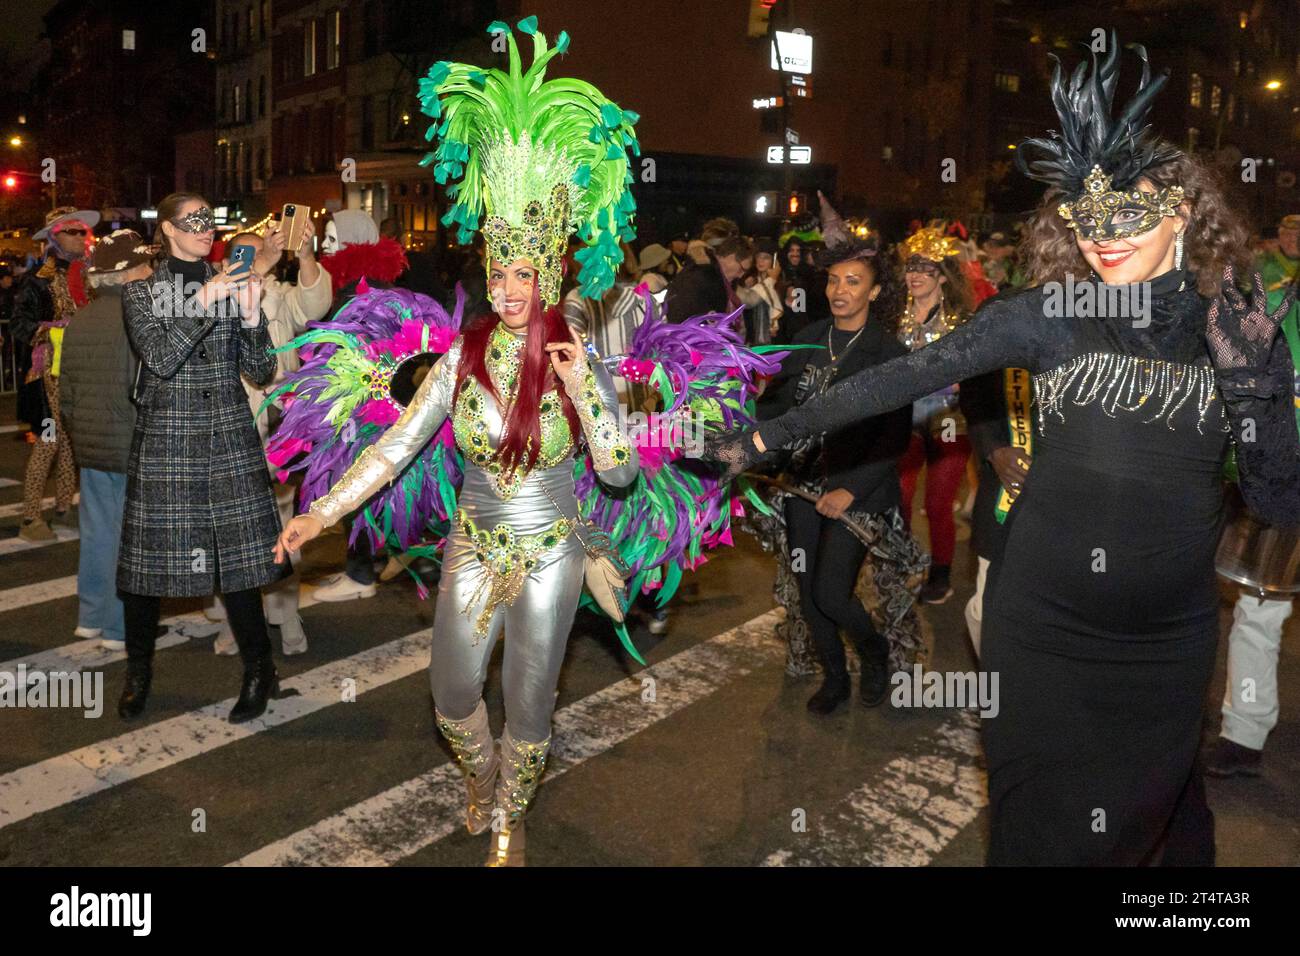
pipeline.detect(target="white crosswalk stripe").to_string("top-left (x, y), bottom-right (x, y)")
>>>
top-left (0, 628), bottom-right (432, 829)
top-left (0, 526), bottom-right (78, 556)
top-left (0, 590), bottom-right (322, 676)
top-left (0, 494), bottom-right (80, 519)
top-left (231, 608), bottom-right (785, 866)
top-left (762, 710), bottom-right (986, 867)
top-left (0, 574), bottom-right (77, 613)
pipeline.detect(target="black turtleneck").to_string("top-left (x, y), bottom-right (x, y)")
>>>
top-left (168, 255), bottom-right (207, 291)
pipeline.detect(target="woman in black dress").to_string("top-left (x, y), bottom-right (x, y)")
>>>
top-left (706, 40), bottom-right (1300, 865)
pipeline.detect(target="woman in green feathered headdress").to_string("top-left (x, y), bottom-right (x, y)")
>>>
top-left (274, 17), bottom-right (642, 867)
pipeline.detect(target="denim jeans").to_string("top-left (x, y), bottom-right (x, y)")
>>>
top-left (78, 467), bottom-right (127, 641)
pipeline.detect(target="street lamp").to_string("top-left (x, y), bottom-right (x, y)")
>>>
top-left (1264, 80), bottom-right (1282, 91)
top-left (7, 136), bottom-right (21, 147)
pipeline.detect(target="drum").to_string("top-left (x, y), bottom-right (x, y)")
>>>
top-left (1215, 489), bottom-right (1300, 597)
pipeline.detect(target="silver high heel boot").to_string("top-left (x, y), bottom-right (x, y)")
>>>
top-left (486, 725), bottom-right (550, 867)
top-left (435, 700), bottom-right (500, 836)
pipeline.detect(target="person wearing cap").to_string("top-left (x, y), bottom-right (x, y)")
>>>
top-left (59, 231), bottom-right (156, 649)
top-left (1207, 211), bottom-right (1300, 779)
top-left (635, 242), bottom-right (672, 294)
top-left (11, 206), bottom-right (99, 541)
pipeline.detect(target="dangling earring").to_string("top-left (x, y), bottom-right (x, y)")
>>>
top-left (1174, 231), bottom-right (1185, 270)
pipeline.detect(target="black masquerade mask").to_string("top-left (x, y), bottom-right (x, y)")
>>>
top-left (1015, 33), bottom-right (1185, 242)
top-left (172, 207), bottom-right (216, 233)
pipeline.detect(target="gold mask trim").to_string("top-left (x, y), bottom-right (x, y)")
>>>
top-left (1058, 166), bottom-right (1185, 241)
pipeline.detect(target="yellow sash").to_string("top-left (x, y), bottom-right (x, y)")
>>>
top-left (994, 368), bottom-right (1033, 523)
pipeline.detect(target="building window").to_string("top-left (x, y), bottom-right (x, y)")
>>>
top-left (233, 83), bottom-right (242, 122)
top-left (361, 95), bottom-right (375, 150)
top-left (244, 80), bottom-right (252, 121)
top-left (1188, 127), bottom-right (1199, 150)
top-left (258, 75), bottom-right (266, 118)
top-left (1210, 84), bottom-right (1221, 114)
top-left (1227, 92), bottom-right (1235, 122)
top-left (1232, 51), bottom-right (1240, 75)
top-left (326, 10), bottom-right (341, 69)
top-left (994, 72), bottom-right (1020, 93)
top-left (262, 0), bottom-right (271, 37)
top-left (1242, 102), bottom-right (1250, 127)
top-left (1238, 11), bottom-right (1248, 29)
top-left (248, 6), bottom-right (256, 43)
top-left (1189, 73), bottom-right (1203, 107)
top-left (304, 20), bottom-right (318, 77)
top-left (121, 29), bottom-right (135, 51)
top-left (1246, 59), bottom-right (1255, 77)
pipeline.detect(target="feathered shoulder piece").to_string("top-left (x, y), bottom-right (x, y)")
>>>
top-left (417, 16), bottom-right (639, 305)
top-left (263, 287), bottom-right (466, 562)
top-left (1015, 31), bottom-right (1181, 197)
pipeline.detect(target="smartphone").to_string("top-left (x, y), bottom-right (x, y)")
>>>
top-left (229, 243), bottom-right (256, 280)
top-left (281, 203), bottom-right (310, 253)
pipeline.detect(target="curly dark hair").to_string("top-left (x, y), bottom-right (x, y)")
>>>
top-left (822, 239), bottom-right (904, 333)
top-left (1019, 150), bottom-right (1251, 298)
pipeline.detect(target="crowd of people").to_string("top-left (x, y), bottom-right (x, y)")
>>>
top-left (1, 20), bottom-right (1298, 869)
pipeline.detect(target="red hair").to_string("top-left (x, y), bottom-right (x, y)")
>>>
top-left (454, 289), bottom-right (582, 474)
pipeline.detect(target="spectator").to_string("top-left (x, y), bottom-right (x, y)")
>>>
top-left (563, 241), bottom-right (647, 409)
top-left (664, 235), bottom-right (753, 324)
top-left (12, 207), bottom-right (98, 541)
top-left (208, 216), bottom-right (332, 655)
top-left (736, 236), bottom-right (784, 342)
top-left (59, 230), bottom-right (155, 649)
top-left (116, 192), bottom-right (284, 723)
top-left (979, 232), bottom-right (1018, 291)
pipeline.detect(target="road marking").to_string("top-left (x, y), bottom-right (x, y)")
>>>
top-left (762, 710), bottom-right (986, 867)
top-left (231, 609), bottom-right (785, 866)
top-left (0, 628), bottom-right (434, 830)
top-left (0, 425), bottom-right (23, 435)
top-left (0, 495), bottom-right (80, 519)
top-left (0, 477), bottom-right (18, 487)
top-left (0, 575), bottom-right (77, 613)
top-left (0, 526), bottom-right (78, 556)
top-left (0, 592), bottom-right (322, 675)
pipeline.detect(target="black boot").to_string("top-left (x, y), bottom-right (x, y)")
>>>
top-left (806, 668), bottom-right (851, 714)
top-left (850, 633), bottom-right (892, 707)
top-left (117, 662), bottom-right (152, 720)
top-left (229, 657), bottom-right (279, 724)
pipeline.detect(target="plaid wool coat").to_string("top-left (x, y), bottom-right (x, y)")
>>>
top-left (118, 259), bottom-right (284, 597)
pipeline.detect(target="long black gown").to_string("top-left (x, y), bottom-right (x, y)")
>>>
top-left (753, 268), bottom-right (1300, 864)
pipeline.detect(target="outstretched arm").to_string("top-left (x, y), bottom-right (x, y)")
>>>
top-left (307, 343), bottom-right (460, 527)
top-left (757, 295), bottom-right (1044, 452)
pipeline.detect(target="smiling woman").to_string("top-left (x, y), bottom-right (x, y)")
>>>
top-left (705, 34), bottom-right (1300, 866)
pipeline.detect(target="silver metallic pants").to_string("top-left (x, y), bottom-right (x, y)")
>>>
top-left (428, 527), bottom-right (585, 743)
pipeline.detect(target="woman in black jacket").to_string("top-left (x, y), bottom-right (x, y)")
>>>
top-left (757, 239), bottom-right (924, 713)
top-left (117, 192), bottom-right (284, 723)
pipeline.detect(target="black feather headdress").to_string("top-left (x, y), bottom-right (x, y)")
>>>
top-left (1015, 32), bottom-right (1182, 197)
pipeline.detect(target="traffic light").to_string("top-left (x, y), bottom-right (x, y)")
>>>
top-left (754, 190), bottom-right (779, 216)
top-left (787, 192), bottom-right (804, 215)
top-left (747, 0), bottom-right (779, 38)
top-left (3, 174), bottom-right (17, 190)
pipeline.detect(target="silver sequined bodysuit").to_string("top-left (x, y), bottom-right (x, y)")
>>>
top-left (309, 323), bottom-right (637, 741)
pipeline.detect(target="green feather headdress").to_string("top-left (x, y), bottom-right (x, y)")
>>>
top-left (418, 16), bottom-right (640, 305)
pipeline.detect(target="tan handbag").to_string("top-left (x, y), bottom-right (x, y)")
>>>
top-left (542, 484), bottom-right (631, 622)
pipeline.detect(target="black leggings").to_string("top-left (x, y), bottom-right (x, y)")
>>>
top-left (784, 496), bottom-right (886, 674)
top-left (122, 588), bottom-right (270, 666)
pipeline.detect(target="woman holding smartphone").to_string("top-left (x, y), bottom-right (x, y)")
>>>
top-left (117, 192), bottom-right (285, 723)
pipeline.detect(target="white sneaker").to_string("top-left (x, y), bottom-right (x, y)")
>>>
top-left (100, 636), bottom-right (125, 650)
top-left (280, 615), bottom-right (308, 656)
top-left (213, 626), bottom-right (239, 656)
top-left (74, 626), bottom-right (103, 639)
top-left (312, 573), bottom-right (377, 603)
top-left (203, 601), bottom-right (227, 622)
